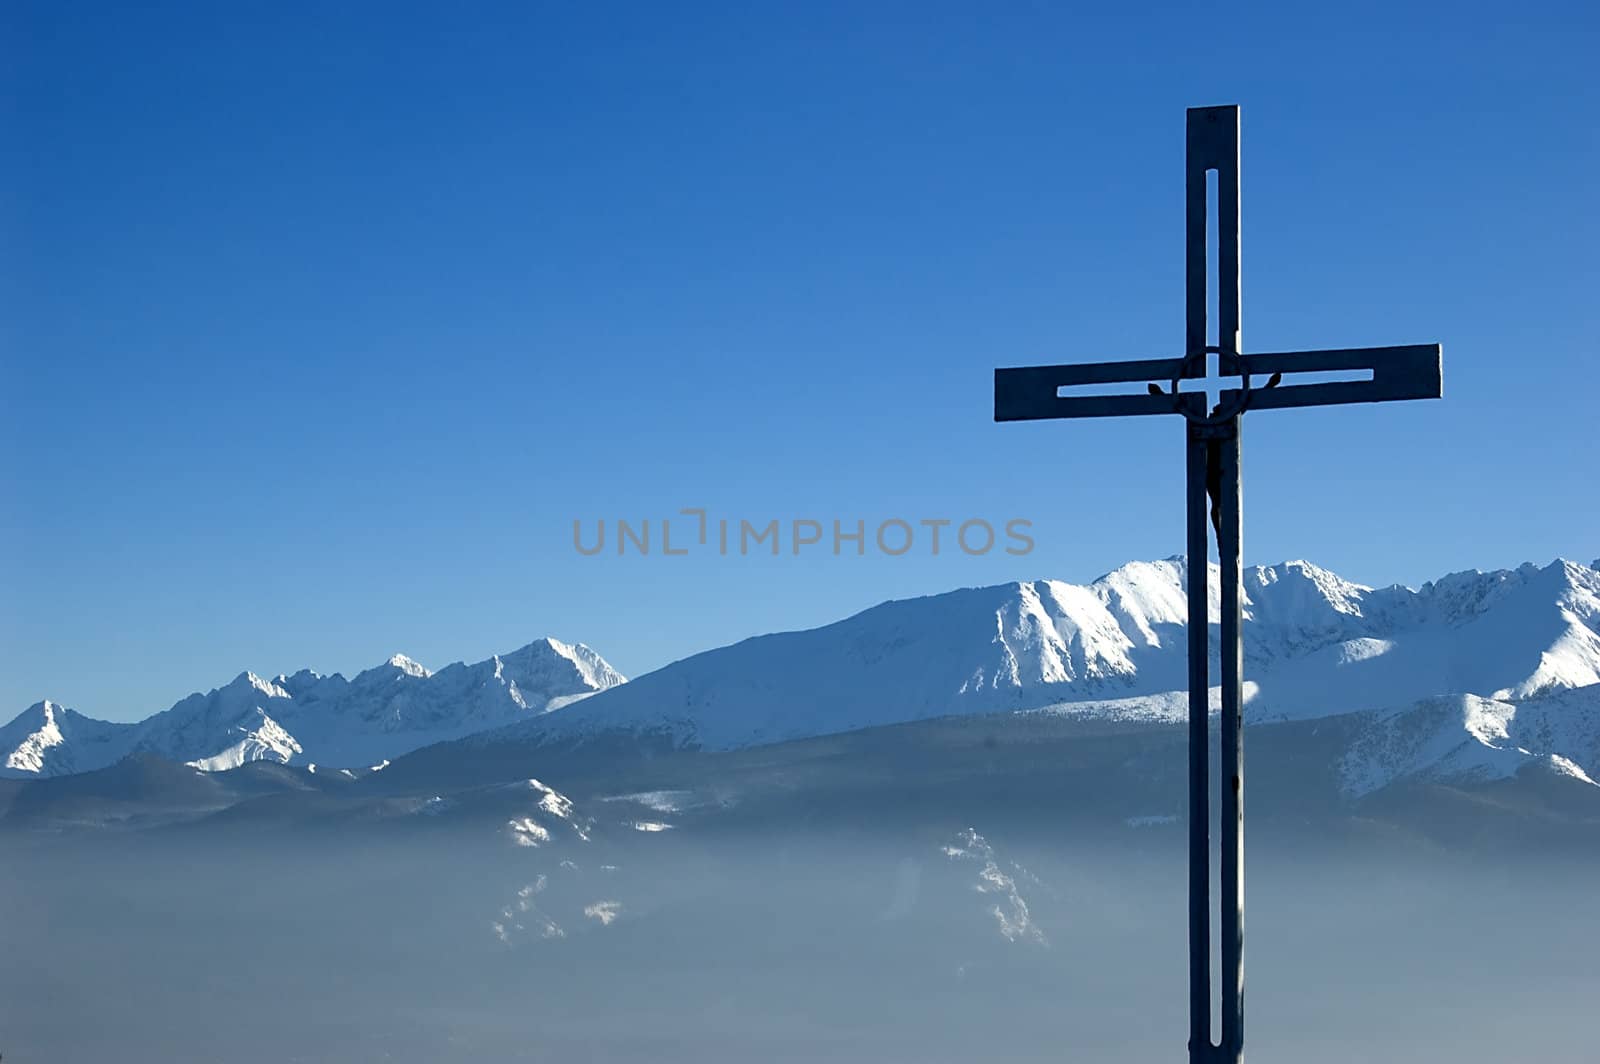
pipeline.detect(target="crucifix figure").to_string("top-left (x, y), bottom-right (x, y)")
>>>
top-left (993, 105), bottom-right (1442, 1064)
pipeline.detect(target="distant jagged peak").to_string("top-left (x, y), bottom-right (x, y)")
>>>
top-left (386, 653), bottom-right (431, 678)
top-left (1424, 556), bottom-right (1580, 587)
top-left (24, 698), bottom-right (114, 730)
top-left (1089, 555), bottom-right (1192, 594)
top-left (547, 637), bottom-right (628, 690)
top-left (1528, 557), bottom-right (1600, 594)
top-left (1551, 556), bottom-right (1600, 600)
top-left (1, 698), bottom-right (132, 777)
top-left (352, 653), bottom-right (432, 686)
top-left (1086, 556), bottom-right (1371, 619)
top-left (1248, 559), bottom-right (1372, 605)
top-left (273, 668), bottom-right (328, 698)
top-left (183, 707), bottom-right (303, 773)
top-left (6, 698), bottom-right (125, 733)
top-left (497, 636), bottom-right (628, 691)
top-left (1088, 550), bottom-right (1190, 585)
top-left (204, 671), bottom-right (293, 702)
top-left (1086, 557), bottom-right (1195, 626)
top-left (1420, 557), bottom-right (1600, 624)
top-left (25, 698), bottom-right (64, 724)
top-left (540, 635), bottom-right (585, 659)
top-left (506, 634), bottom-right (585, 658)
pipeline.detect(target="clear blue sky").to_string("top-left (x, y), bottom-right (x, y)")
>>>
top-left (3, 2), bottom-right (1596, 721)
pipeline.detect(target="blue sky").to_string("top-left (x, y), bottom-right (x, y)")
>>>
top-left (3, 2), bottom-right (1596, 721)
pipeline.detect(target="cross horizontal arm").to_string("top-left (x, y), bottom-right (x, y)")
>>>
top-left (1222, 343), bottom-right (1441, 411)
top-left (995, 357), bottom-right (1205, 421)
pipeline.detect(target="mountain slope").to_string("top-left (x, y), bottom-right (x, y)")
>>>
top-left (470, 557), bottom-right (1600, 754)
top-left (1341, 685), bottom-right (1600, 797)
top-left (0, 638), bottom-right (625, 779)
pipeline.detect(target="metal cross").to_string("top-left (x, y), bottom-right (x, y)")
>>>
top-left (993, 105), bottom-right (1441, 1064)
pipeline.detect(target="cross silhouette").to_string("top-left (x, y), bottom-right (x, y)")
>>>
top-left (993, 106), bottom-right (1442, 1064)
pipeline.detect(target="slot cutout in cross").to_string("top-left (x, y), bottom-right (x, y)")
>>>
top-left (998, 342), bottom-right (1438, 423)
top-left (1051, 364), bottom-right (1376, 407)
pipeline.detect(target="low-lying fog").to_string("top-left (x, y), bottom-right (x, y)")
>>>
top-left (4, 823), bottom-right (1595, 1063)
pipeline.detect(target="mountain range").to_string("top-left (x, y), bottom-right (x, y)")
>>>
top-left (6, 556), bottom-right (1600, 801)
top-left (1, 638), bottom-right (624, 778)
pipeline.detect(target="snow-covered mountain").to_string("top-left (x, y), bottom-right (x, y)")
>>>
top-left (0, 701), bottom-right (138, 777)
top-left (481, 557), bottom-right (1600, 751)
top-left (1, 638), bottom-right (625, 779)
top-left (9, 557), bottom-right (1600, 795)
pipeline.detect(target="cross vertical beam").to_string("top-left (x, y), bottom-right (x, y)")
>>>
top-left (1186, 103), bottom-right (1246, 1064)
top-left (1217, 426), bottom-right (1244, 1063)
top-left (1183, 430), bottom-right (1211, 1058)
top-left (1185, 416), bottom-right (1247, 1064)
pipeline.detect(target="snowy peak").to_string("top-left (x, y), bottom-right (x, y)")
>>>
top-left (1419, 558), bottom-right (1599, 627)
top-left (2, 700), bottom-right (69, 773)
top-left (0, 700), bottom-right (136, 777)
top-left (1410, 559), bottom-right (1600, 700)
top-left (539, 637), bottom-right (628, 695)
top-left (490, 637), bottom-right (628, 712)
top-left (386, 653), bottom-right (431, 679)
top-left (12, 698), bottom-right (64, 733)
top-left (352, 655), bottom-right (433, 689)
top-left (184, 707), bottom-right (304, 773)
top-left (1254, 558), bottom-right (1369, 599)
top-left (274, 668), bottom-right (325, 696)
top-left (1245, 560), bottom-right (1370, 627)
top-left (1092, 557), bottom-right (1203, 637)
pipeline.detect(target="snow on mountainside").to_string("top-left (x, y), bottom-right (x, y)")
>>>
top-left (0, 639), bottom-right (625, 779)
top-left (1, 701), bottom-right (136, 777)
top-left (486, 558), bottom-right (1600, 765)
top-left (1340, 686), bottom-right (1600, 797)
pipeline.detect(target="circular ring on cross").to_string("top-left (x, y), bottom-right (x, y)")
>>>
top-left (1171, 348), bottom-right (1251, 425)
